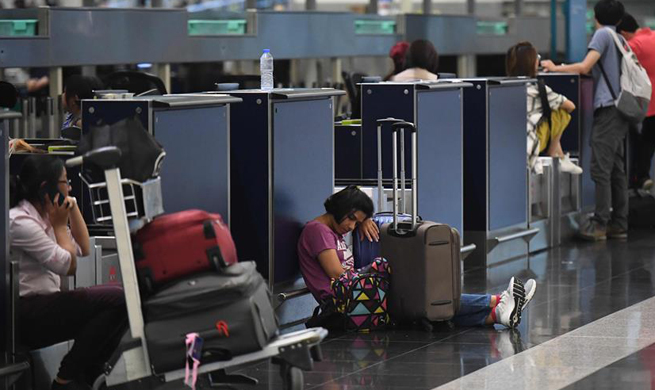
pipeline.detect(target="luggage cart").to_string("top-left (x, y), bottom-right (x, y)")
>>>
top-left (66, 146), bottom-right (326, 390)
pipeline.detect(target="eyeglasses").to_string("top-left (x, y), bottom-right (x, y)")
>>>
top-left (58, 179), bottom-right (72, 187)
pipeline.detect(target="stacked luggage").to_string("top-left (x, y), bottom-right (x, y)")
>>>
top-left (72, 120), bottom-right (324, 390)
top-left (132, 209), bottom-right (278, 374)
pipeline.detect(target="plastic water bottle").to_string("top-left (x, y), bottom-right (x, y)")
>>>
top-left (260, 49), bottom-right (274, 91)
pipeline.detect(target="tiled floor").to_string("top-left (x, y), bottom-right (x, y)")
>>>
top-left (211, 229), bottom-right (655, 390)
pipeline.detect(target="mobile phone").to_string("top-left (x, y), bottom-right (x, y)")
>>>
top-left (44, 183), bottom-right (66, 206)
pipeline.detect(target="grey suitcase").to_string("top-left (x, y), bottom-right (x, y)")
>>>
top-left (379, 121), bottom-right (462, 323)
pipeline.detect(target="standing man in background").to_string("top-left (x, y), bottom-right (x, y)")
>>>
top-left (542, 0), bottom-right (629, 241)
top-left (617, 14), bottom-right (655, 191)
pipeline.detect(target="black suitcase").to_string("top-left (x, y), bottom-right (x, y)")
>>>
top-left (143, 261), bottom-right (278, 374)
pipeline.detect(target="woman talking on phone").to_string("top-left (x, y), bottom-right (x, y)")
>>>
top-left (10, 155), bottom-right (126, 390)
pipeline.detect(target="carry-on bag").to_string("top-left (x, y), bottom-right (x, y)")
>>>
top-left (143, 261), bottom-right (278, 374)
top-left (133, 209), bottom-right (238, 293)
top-left (629, 190), bottom-right (655, 228)
top-left (379, 121), bottom-right (461, 323)
top-left (353, 118), bottom-right (413, 268)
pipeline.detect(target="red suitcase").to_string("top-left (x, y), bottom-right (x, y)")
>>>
top-left (134, 209), bottom-right (238, 292)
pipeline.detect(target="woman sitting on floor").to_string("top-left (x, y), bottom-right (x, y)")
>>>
top-left (297, 186), bottom-right (537, 330)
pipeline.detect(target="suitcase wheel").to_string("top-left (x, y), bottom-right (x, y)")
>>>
top-left (281, 364), bottom-right (304, 390)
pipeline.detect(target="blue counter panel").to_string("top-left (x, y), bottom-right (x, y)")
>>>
top-left (488, 85), bottom-right (528, 231)
top-left (273, 98), bottom-right (334, 284)
top-left (416, 89), bottom-right (463, 234)
top-left (153, 106), bottom-right (229, 218)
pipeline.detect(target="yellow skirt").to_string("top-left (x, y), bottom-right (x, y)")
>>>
top-left (537, 109), bottom-right (572, 153)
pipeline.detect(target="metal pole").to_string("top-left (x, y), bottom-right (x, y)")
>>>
top-left (368, 0), bottom-right (378, 14)
top-left (467, 0), bottom-right (475, 15)
top-left (305, 0), bottom-right (316, 10)
top-left (21, 99), bottom-right (28, 138)
top-left (47, 97), bottom-right (56, 138)
top-left (551, 0), bottom-right (557, 59)
top-left (246, 0), bottom-right (256, 9)
top-left (423, 0), bottom-right (431, 15)
top-left (514, 0), bottom-right (522, 16)
top-left (28, 97), bottom-right (36, 138)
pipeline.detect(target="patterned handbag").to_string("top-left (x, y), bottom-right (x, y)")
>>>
top-left (331, 257), bottom-right (392, 333)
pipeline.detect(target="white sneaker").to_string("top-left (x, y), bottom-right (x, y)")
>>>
top-left (493, 277), bottom-right (524, 328)
top-left (560, 154), bottom-right (583, 175)
top-left (520, 279), bottom-right (537, 312)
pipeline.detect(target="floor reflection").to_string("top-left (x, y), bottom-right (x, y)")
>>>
top-left (223, 230), bottom-right (655, 390)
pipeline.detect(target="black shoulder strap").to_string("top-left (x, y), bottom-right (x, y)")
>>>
top-left (597, 60), bottom-right (618, 101)
top-left (537, 79), bottom-right (552, 128)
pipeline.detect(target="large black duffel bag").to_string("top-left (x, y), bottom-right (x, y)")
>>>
top-left (629, 190), bottom-right (655, 229)
top-left (143, 261), bottom-right (278, 374)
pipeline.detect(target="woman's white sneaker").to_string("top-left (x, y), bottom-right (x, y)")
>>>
top-left (560, 155), bottom-right (583, 175)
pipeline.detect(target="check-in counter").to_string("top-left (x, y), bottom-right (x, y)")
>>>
top-left (222, 88), bottom-right (344, 289)
top-left (0, 111), bottom-right (18, 357)
top-left (359, 80), bottom-right (471, 237)
top-left (537, 73), bottom-right (587, 244)
top-left (528, 158), bottom-right (555, 253)
top-left (75, 236), bottom-right (122, 289)
top-left (462, 78), bottom-right (537, 269)
top-left (335, 121), bottom-right (363, 183)
top-left (81, 94), bottom-right (241, 223)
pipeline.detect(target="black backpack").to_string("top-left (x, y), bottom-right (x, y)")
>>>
top-left (78, 115), bottom-right (165, 183)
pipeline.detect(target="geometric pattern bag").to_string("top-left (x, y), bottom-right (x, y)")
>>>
top-left (331, 257), bottom-right (392, 333)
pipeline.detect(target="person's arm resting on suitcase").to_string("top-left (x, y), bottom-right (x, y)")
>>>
top-left (358, 218), bottom-right (380, 242)
top-left (317, 249), bottom-right (346, 279)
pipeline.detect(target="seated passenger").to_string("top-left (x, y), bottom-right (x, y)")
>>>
top-left (384, 41), bottom-right (410, 81)
top-left (298, 186), bottom-right (537, 330)
top-left (61, 75), bottom-right (103, 130)
top-left (506, 41), bottom-right (581, 175)
top-left (391, 39), bottom-right (439, 82)
top-left (10, 155), bottom-right (126, 389)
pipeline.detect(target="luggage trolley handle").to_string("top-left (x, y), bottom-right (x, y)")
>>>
top-left (391, 121), bottom-right (417, 233)
top-left (66, 146), bottom-right (122, 169)
top-left (376, 117), bottom-right (404, 213)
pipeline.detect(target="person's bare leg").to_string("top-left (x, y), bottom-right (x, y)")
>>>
top-left (547, 132), bottom-right (565, 158)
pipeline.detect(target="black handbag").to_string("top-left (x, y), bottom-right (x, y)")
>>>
top-left (78, 115), bottom-right (165, 183)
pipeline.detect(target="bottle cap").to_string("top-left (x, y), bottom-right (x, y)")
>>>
top-left (263, 49), bottom-right (270, 53)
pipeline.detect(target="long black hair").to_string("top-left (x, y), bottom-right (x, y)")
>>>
top-left (10, 155), bottom-right (65, 208)
top-left (404, 39), bottom-right (439, 75)
top-left (324, 185), bottom-right (374, 223)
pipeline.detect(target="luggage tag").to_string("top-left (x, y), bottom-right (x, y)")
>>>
top-left (185, 333), bottom-right (204, 390)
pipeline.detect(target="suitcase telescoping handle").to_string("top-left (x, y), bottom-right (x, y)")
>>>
top-left (376, 117), bottom-right (405, 213)
top-left (391, 121), bottom-right (417, 233)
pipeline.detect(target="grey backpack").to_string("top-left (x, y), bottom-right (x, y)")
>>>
top-left (599, 27), bottom-right (652, 124)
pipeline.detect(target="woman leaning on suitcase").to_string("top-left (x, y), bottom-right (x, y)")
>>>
top-left (9, 155), bottom-right (127, 390)
top-left (298, 186), bottom-right (538, 330)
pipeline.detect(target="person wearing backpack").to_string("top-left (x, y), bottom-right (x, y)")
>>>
top-left (617, 14), bottom-right (655, 191)
top-left (298, 186), bottom-right (537, 331)
top-left (542, 0), bottom-right (640, 241)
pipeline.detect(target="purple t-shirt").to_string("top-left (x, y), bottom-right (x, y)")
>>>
top-left (297, 220), bottom-right (354, 302)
